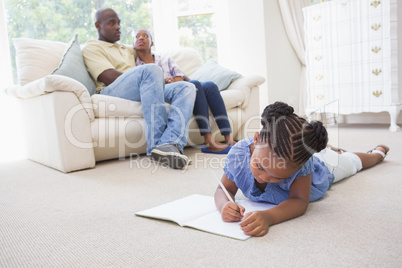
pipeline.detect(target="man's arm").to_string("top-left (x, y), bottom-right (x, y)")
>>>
top-left (97, 69), bottom-right (123, 86)
top-left (82, 41), bottom-right (131, 88)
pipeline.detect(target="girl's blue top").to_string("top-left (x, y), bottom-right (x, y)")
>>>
top-left (223, 137), bottom-right (335, 204)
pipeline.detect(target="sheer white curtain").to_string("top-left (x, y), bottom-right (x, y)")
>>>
top-left (278, 0), bottom-right (310, 115)
top-left (0, 0), bottom-right (13, 88)
top-left (0, 0), bottom-right (25, 163)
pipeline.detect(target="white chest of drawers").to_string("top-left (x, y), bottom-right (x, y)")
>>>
top-left (303, 0), bottom-right (400, 131)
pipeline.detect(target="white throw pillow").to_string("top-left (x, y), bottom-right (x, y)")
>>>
top-left (159, 47), bottom-right (204, 76)
top-left (13, 37), bottom-right (67, 85)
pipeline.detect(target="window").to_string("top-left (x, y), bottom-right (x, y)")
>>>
top-left (176, 0), bottom-right (217, 62)
top-left (4, 0), bottom-right (218, 83)
top-left (4, 0), bottom-right (153, 83)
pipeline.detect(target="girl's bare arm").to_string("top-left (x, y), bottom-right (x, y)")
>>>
top-left (239, 174), bottom-right (311, 236)
top-left (214, 174), bottom-right (245, 222)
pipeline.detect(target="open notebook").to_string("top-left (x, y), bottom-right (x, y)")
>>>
top-left (135, 194), bottom-right (276, 240)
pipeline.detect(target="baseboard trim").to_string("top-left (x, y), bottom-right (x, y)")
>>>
top-left (337, 112), bottom-right (402, 125)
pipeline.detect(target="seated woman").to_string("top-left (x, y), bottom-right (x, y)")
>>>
top-left (133, 29), bottom-right (236, 154)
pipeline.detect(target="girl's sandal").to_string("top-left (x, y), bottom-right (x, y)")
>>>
top-left (367, 144), bottom-right (389, 160)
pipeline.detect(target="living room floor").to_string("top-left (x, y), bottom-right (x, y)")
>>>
top-left (1, 118), bottom-right (402, 267)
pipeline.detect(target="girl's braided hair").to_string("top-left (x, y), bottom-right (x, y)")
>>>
top-left (258, 101), bottom-right (328, 165)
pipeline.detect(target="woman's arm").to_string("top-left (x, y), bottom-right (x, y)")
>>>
top-left (165, 57), bottom-right (185, 83)
top-left (239, 174), bottom-right (311, 236)
top-left (165, 76), bottom-right (184, 84)
top-left (173, 76), bottom-right (183, 82)
top-left (214, 174), bottom-right (245, 222)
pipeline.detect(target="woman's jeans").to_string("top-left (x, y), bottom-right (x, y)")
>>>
top-left (100, 64), bottom-right (196, 155)
top-left (190, 80), bottom-right (232, 137)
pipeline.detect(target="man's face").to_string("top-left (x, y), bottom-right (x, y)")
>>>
top-left (96, 10), bottom-right (121, 43)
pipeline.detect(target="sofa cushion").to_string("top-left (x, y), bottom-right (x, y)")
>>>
top-left (189, 60), bottom-right (242, 91)
top-left (92, 94), bottom-right (143, 118)
top-left (13, 37), bottom-right (67, 86)
top-left (52, 35), bottom-right (97, 96)
top-left (91, 87), bottom-right (245, 118)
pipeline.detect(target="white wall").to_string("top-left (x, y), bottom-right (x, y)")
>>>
top-left (399, 1), bottom-right (402, 99)
top-left (399, 1), bottom-right (401, 118)
top-left (216, 0), bottom-right (301, 112)
top-left (217, 0), bottom-right (303, 112)
top-left (215, 0), bottom-right (268, 110)
top-left (263, 0), bottom-right (301, 110)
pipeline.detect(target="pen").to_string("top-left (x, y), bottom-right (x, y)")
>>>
top-left (211, 171), bottom-right (235, 203)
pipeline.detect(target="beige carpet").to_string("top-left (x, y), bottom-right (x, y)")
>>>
top-left (1, 124), bottom-right (401, 267)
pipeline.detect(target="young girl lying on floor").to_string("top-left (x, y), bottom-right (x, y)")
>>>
top-left (214, 101), bottom-right (389, 237)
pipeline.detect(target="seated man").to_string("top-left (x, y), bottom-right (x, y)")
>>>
top-left (82, 7), bottom-right (196, 169)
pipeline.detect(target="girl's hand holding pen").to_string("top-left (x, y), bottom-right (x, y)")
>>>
top-left (221, 201), bottom-right (245, 222)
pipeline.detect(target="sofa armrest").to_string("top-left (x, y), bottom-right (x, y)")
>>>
top-left (5, 75), bottom-right (94, 121)
top-left (225, 75), bottom-right (265, 141)
top-left (14, 91), bottom-right (96, 173)
top-left (225, 75), bottom-right (265, 109)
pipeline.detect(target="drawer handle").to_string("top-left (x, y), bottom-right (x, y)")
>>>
top-left (371, 1), bottom-right (381, 8)
top-left (371, 23), bottom-right (381, 31)
top-left (314, 36), bottom-right (322, 42)
top-left (313, 16), bottom-right (321, 21)
top-left (372, 69), bottom-right (382, 76)
top-left (372, 90), bottom-right (382, 97)
top-left (371, 46), bottom-right (381, 53)
top-left (315, 55), bottom-right (323, 61)
top-left (315, 75), bottom-right (324, 81)
top-left (316, 94), bottom-right (324, 100)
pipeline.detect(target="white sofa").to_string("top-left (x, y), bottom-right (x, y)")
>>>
top-left (5, 37), bottom-right (265, 173)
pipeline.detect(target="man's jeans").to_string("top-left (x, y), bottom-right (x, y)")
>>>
top-left (100, 64), bottom-right (196, 154)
